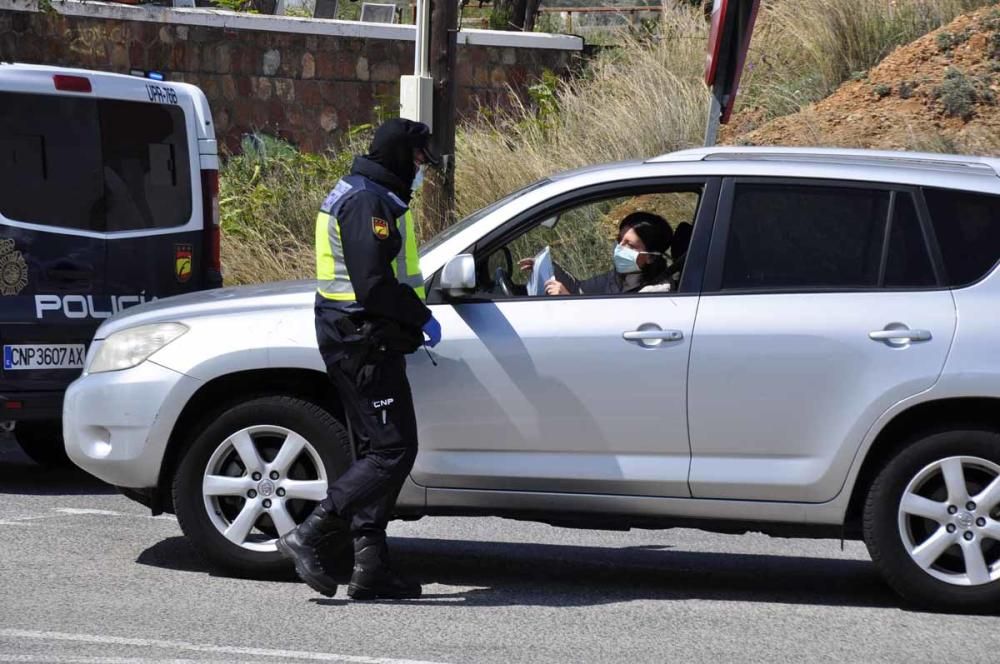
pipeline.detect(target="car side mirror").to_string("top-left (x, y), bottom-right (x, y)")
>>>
top-left (439, 253), bottom-right (476, 294)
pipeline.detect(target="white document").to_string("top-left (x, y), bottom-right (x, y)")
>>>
top-left (527, 246), bottom-right (554, 297)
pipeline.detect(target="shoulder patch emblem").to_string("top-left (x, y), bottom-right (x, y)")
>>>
top-left (372, 217), bottom-right (390, 240)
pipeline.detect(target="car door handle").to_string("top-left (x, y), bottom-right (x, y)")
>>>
top-left (868, 329), bottom-right (931, 342)
top-left (623, 329), bottom-right (684, 342)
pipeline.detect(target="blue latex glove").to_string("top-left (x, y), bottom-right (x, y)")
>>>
top-left (422, 315), bottom-right (442, 348)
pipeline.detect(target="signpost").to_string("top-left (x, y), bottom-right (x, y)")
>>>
top-left (401, 0), bottom-right (458, 234)
top-left (703, 0), bottom-right (761, 146)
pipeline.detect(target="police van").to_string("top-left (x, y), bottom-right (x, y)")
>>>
top-left (0, 63), bottom-right (222, 466)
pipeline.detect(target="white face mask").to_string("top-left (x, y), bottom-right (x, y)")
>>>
top-left (411, 165), bottom-right (427, 192)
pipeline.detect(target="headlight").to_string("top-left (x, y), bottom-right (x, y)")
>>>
top-left (87, 323), bottom-right (188, 374)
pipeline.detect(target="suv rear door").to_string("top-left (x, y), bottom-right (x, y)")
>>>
top-left (686, 178), bottom-right (956, 503)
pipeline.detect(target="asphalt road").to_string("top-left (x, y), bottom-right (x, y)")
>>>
top-left (2, 433), bottom-right (999, 664)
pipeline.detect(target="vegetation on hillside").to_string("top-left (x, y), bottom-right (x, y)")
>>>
top-left (455, 0), bottom-right (994, 221)
top-left (219, 132), bottom-right (368, 285)
top-left (219, 0), bottom-right (999, 284)
top-left (730, 5), bottom-right (1000, 155)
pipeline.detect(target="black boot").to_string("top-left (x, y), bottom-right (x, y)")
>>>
top-left (348, 535), bottom-right (422, 600)
top-left (276, 503), bottom-right (347, 597)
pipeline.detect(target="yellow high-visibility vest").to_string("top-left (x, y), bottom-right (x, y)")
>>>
top-left (316, 205), bottom-right (425, 302)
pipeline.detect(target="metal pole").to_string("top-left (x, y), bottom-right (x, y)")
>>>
top-left (704, 92), bottom-right (722, 147)
top-left (414, 0), bottom-right (431, 76)
top-left (421, 0), bottom-right (458, 235)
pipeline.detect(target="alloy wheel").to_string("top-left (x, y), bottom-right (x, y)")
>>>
top-left (201, 425), bottom-right (328, 552)
top-left (898, 455), bottom-right (1000, 586)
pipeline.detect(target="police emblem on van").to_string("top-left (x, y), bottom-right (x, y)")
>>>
top-left (175, 244), bottom-right (193, 283)
top-left (0, 239), bottom-right (28, 296)
top-left (372, 217), bottom-right (390, 240)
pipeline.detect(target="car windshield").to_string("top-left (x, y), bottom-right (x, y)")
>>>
top-left (419, 178), bottom-right (551, 257)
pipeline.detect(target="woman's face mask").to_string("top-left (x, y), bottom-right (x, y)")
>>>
top-left (411, 164), bottom-right (427, 192)
top-left (613, 244), bottom-right (642, 274)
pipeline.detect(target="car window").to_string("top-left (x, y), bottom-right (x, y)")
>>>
top-left (0, 92), bottom-right (104, 231)
top-left (884, 193), bottom-right (935, 289)
top-left (99, 99), bottom-right (192, 232)
top-left (722, 184), bottom-right (891, 290)
top-left (923, 187), bottom-right (1000, 287)
top-left (419, 179), bottom-right (550, 257)
top-left (477, 188), bottom-right (701, 299)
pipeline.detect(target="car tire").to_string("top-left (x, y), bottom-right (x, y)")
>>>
top-left (863, 428), bottom-right (1000, 612)
top-left (14, 420), bottom-right (71, 468)
top-left (173, 395), bottom-right (353, 578)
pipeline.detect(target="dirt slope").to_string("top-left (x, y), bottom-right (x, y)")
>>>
top-left (723, 4), bottom-right (1000, 154)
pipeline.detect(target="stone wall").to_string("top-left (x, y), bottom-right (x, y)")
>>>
top-left (0, 1), bottom-right (583, 153)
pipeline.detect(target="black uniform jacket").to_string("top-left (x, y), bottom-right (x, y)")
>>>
top-left (317, 157), bottom-right (431, 334)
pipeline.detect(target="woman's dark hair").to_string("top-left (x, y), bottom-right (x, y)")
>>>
top-left (618, 212), bottom-right (673, 281)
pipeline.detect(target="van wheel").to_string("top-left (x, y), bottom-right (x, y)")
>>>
top-left (864, 429), bottom-right (1000, 612)
top-left (173, 396), bottom-right (353, 578)
top-left (14, 420), bottom-right (71, 468)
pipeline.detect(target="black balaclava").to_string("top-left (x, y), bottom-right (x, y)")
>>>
top-left (355, 118), bottom-right (433, 199)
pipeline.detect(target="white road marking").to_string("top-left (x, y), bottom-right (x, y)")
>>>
top-left (0, 630), bottom-right (449, 664)
top-left (0, 656), bottom-right (251, 664)
top-left (0, 513), bottom-right (61, 527)
top-left (55, 508), bottom-right (123, 516)
top-left (0, 508), bottom-right (177, 526)
top-left (55, 507), bottom-right (177, 521)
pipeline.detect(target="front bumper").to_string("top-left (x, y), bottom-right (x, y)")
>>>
top-left (63, 360), bottom-right (202, 488)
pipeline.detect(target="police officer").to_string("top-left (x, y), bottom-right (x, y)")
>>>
top-left (277, 118), bottom-right (442, 600)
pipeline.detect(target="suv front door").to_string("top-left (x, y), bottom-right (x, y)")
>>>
top-left (409, 179), bottom-right (719, 497)
top-left (687, 179), bottom-right (956, 503)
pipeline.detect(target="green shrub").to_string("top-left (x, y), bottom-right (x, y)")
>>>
top-left (934, 67), bottom-right (980, 119)
top-left (873, 83), bottom-right (893, 98)
top-left (937, 29), bottom-right (972, 51)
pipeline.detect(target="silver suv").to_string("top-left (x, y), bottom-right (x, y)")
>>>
top-left (64, 147), bottom-right (1000, 611)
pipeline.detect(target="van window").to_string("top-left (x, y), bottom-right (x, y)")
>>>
top-left (99, 99), bottom-right (192, 232)
top-left (0, 92), bottom-right (104, 231)
top-left (0, 92), bottom-right (192, 233)
top-left (923, 188), bottom-right (1000, 287)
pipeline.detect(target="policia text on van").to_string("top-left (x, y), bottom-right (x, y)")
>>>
top-left (0, 64), bottom-right (221, 466)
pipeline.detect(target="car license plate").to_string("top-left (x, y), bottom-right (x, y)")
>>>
top-left (3, 344), bottom-right (86, 371)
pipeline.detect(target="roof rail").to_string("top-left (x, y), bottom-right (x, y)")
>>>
top-left (647, 146), bottom-right (1000, 177)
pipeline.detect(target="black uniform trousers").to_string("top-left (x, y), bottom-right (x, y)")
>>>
top-left (315, 307), bottom-right (419, 539)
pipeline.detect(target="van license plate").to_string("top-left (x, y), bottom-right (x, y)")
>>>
top-left (3, 345), bottom-right (86, 371)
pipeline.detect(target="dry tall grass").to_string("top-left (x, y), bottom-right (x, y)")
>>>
top-left (220, 0), bottom-right (997, 283)
top-left (741, 0), bottom-right (995, 117)
top-left (453, 6), bottom-right (708, 223)
top-left (219, 132), bottom-right (370, 283)
top-left (452, 0), bottom-right (996, 222)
